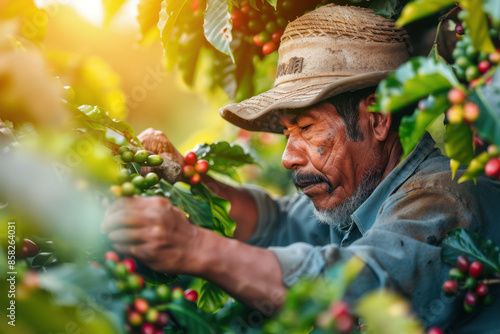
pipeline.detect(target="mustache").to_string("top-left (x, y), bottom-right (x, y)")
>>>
top-left (291, 170), bottom-right (334, 193)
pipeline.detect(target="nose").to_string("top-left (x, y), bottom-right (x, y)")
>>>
top-left (282, 137), bottom-right (307, 170)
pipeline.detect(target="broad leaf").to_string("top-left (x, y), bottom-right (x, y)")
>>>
top-left (159, 180), bottom-right (215, 229)
top-left (193, 141), bottom-right (257, 171)
top-left (127, 162), bottom-right (142, 175)
top-left (396, 0), bottom-right (455, 26)
top-left (444, 122), bottom-right (474, 165)
top-left (457, 152), bottom-right (493, 183)
top-left (177, 15), bottom-right (204, 86)
top-left (102, 0), bottom-right (128, 25)
top-left (483, 0), bottom-right (500, 27)
top-left (197, 280), bottom-right (230, 313)
top-left (469, 69), bottom-right (500, 148)
top-left (137, 0), bottom-right (163, 43)
top-left (158, 0), bottom-right (190, 53)
top-left (31, 252), bottom-right (56, 269)
top-left (266, 0), bottom-right (277, 10)
top-left (74, 104), bottom-right (144, 149)
top-left (162, 302), bottom-right (221, 334)
top-left (399, 93), bottom-right (449, 159)
top-left (356, 291), bottom-right (423, 334)
top-left (370, 0), bottom-right (401, 18)
top-left (372, 57), bottom-right (460, 113)
top-left (204, 0), bottom-right (234, 60)
top-left (441, 228), bottom-right (500, 275)
top-left (192, 183), bottom-right (236, 237)
top-left (460, 0), bottom-right (496, 53)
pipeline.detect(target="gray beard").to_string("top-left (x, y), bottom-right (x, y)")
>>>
top-left (311, 169), bottom-right (383, 229)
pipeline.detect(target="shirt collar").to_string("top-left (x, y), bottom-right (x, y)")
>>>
top-left (350, 132), bottom-right (437, 235)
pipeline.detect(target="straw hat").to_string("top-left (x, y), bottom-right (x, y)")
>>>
top-left (219, 4), bottom-right (410, 133)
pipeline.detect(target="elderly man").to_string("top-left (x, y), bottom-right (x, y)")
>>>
top-left (101, 4), bottom-right (500, 332)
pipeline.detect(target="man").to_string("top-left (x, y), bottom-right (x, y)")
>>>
top-left (101, 5), bottom-right (500, 332)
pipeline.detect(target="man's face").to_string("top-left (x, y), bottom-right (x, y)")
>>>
top-left (280, 100), bottom-right (384, 212)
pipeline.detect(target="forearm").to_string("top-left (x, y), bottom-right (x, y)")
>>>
top-left (187, 227), bottom-right (286, 314)
top-left (201, 174), bottom-right (259, 241)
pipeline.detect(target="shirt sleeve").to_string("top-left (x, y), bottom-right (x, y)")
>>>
top-left (243, 185), bottom-right (300, 248)
top-left (268, 184), bottom-right (479, 328)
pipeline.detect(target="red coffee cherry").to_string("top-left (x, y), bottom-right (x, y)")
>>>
top-left (20, 238), bottom-right (39, 258)
top-left (182, 165), bottom-right (196, 178)
top-left (455, 22), bottom-right (464, 35)
top-left (443, 280), bottom-right (459, 295)
top-left (262, 41), bottom-right (277, 55)
top-left (141, 323), bottom-right (155, 334)
top-left (447, 88), bottom-right (466, 105)
top-left (469, 261), bottom-right (483, 278)
top-left (122, 258), bottom-right (137, 273)
top-left (184, 289), bottom-right (199, 302)
top-left (427, 328), bottom-right (444, 334)
top-left (195, 159), bottom-right (209, 174)
top-left (476, 283), bottom-right (489, 296)
top-left (155, 312), bottom-right (170, 327)
top-left (190, 173), bottom-right (201, 185)
top-left (134, 298), bottom-right (149, 314)
top-left (485, 158), bottom-right (500, 177)
top-left (184, 151), bottom-right (198, 165)
top-left (105, 251), bottom-right (120, 263)
top-left (478, 60), bottom-right (491, 73)
top-left (457, 255), bottom-right (469, 272)
top-left (465, 292), bottom-right (478, 306)
top-left (272, 30), bottom-right (284, 43)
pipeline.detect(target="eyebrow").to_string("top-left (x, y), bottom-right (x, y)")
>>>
top-left (279, 109), bottom-right (317, 126)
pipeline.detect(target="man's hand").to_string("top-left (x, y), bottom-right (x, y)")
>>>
top-left (101, 196), bottom-right (200, 273)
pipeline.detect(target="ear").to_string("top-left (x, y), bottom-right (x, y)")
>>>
top-left (360, 94), bottom-right (392, 142)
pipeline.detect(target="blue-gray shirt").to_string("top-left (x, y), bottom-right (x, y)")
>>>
top-left (245, 133), bottom-right (500, 333)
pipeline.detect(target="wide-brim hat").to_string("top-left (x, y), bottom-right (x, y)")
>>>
top-left (219, 4), bottom-right (410, 133)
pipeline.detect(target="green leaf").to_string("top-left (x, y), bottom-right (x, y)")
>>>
top-left (370, 0), bottom-right (401, 18)
top-left (483, 0), bottom-right (500, 27)
top-left (137, 0), bottom-right (163, 43)
top-left (193, 141), bottom-right (257, 181)
top-left (441, 228), bottom-right (500, 275)
top-left (396, 0), bottom-right (455, 26)
top-left (74, 104), bottom-right (144, 149)
top-left (163, 302), bottom-right (221, 334)
top-left (372, 57), bottom-right (460, 113)
top-left (469, 69), bottom-right (500, 148)
top-left (159, 180), bottom-right (215, 229)
top-left (356, 291), bottom-right (423, 334)
top-left (325, 256), bottom-right (365, 298)
top-left (457, 152), bottom-right (493, 183)
top-left (204, 0), bottom-right (234, 60)
top-left (444, 122), bottom-right (474, 165)
top-left (31, 252), bottom-right (55, 269)
top-left (127, 162), bottom-right (142, 175)
top-left (102, 0), bottom-right (128, 25)
top-left (460, 0), bottom-right (496, 53)
top-left (158, 0), bottom-right (190, 53)
top-left (191, 183), bottom-right (236, 237)
top-left (399, 94), bottom-right (449, 159)
top-left (265, 0), bottom-right (277, 10)
top-left (177, 16), bottom-right (204, 86)
top-left (197, 280), bottom-right (230, 313)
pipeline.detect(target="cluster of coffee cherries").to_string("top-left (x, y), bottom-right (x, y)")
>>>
top-left (315, 300), bottom-right (355, 333)
top-left (442, 256), bottom-right (495, 312)
top-left (231, 0), bottom-right (320, 55)
top-left (453, 10), bottom-right (499, 86)
top-left (104, 251), bottom-right (199, 334)
top-left (182, 151), bottom-right (209, 185)
top-left (110, 146), bottom-right (163, 197)
top-left (445, 88), bottom-right (480, 124)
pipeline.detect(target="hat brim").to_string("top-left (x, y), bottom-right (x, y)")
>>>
top-left (220, 71), bottom-right (391, 133)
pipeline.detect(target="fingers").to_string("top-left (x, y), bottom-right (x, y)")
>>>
top-left (107, 227), bottom-right (147, 244)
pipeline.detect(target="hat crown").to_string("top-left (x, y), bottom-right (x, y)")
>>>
top-left (274, 4), bottom-right (409, 87)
